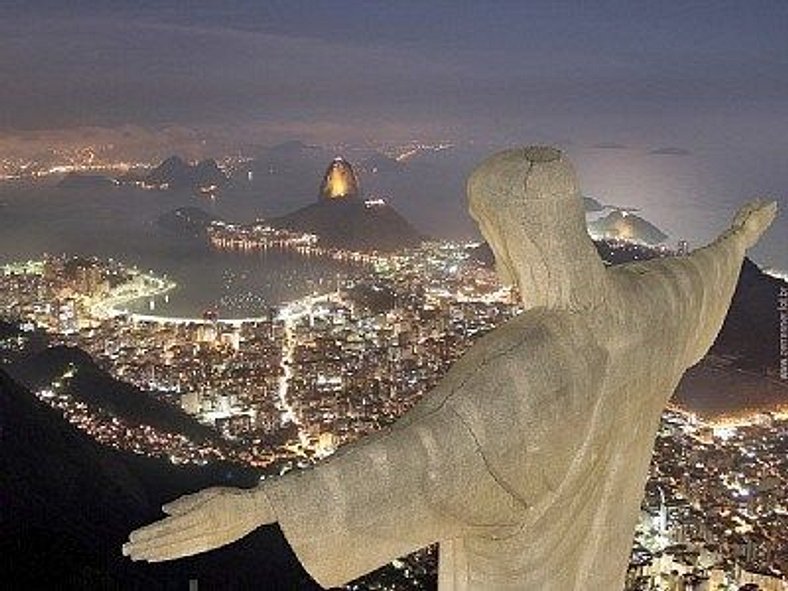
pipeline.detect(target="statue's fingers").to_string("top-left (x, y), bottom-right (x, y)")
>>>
top-left (760, 201), bottom-right (778, 225)
top-left (734, 199), bottom-right (777, 229)
top-left (732, 199), bottom-right (763, 226)
top-left (128, 511), bottom-right (207, 543)
top-left (123, 526), bottom-right (203, 559)
top-left (124, 522), bottom-right (211, 561)
top-left (744, 201), bottom-right (777, 245)
top-left (162, 488), bottom-right (224, 515)
top-left (130, 529), bottom-right (233, 563)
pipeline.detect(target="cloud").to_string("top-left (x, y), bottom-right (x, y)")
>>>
top-left (0, 15), bottom-right (465, 133)
top-left (1, 3), bottom-right (787, 167)
top-left (649, 147), bottom-right (692, 156)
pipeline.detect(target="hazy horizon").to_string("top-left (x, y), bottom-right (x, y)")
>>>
top-left (1, 1), bottom-right (786, 268)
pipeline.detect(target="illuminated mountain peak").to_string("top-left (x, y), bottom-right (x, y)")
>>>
top-left (319, 157), bottom-right (359, 201)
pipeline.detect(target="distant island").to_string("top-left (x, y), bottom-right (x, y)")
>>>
top-left (587, 209), bottom-right (668, 245)
top-left (133, 155), bottom-right (229, 195)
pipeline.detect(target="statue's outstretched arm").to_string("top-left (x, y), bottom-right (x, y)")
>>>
top-left (261, 403), bottom-right (523, 588)
top-left (668, 199), bottom-right (775, 366)
top-left (123, 402), bottom-right (521, 588)
top-left (613, 199), bottom-right (776, 367)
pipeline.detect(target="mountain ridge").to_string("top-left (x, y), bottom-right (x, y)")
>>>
top-left (5, 345), bottom-right (219, 443)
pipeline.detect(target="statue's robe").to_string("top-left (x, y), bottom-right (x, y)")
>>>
top-left (264, 219), bottom-right (748, 590)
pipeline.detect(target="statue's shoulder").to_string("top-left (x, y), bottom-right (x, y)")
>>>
top-left (396, 309), bottom-right (605, 427)
top-left (394, 312), bottom-right (548, 424)
top-left (441, 308), bottom-right (598, 394)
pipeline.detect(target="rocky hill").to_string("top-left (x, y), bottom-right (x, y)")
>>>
top-left (144, 156), bottom-right (229, 192)
top-left (587, 209), bottom-right (668, 245)
top-left (271, 197), bottom-right (425, 252)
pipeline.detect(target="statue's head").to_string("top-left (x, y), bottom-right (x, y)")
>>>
top-left (468, 146), bottom-right (607, 311)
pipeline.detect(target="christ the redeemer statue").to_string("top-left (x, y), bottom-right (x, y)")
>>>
top-left (123, 146), bottom-right (776, 590)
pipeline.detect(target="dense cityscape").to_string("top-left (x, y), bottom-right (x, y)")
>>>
top-left (2, 222), bottom-right (786, 589)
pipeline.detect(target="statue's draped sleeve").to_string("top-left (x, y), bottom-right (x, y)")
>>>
top-left (264, 403), bottom-right (522, 588)
top-left (612, 227), bottom-right (746, 368)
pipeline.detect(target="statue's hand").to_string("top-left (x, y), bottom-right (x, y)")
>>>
top-left (730, 199), bottom-right (778, 249)
top-left (122, 485), bottom-right (275, 562)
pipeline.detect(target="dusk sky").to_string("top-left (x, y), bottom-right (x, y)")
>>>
top-left (1, 1), bottom-right (786, 265)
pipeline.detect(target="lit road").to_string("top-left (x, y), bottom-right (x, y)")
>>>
top-left (275, 291), bottom-right (336, 452)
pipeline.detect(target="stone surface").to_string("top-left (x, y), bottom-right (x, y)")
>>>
top-left (124, 147), bottom-right (777, 590)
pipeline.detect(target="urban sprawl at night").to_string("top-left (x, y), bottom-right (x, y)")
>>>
top-left (2, 228), bottom-right (786, 589)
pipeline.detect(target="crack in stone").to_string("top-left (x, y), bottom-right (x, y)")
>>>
top-left (447, 405), bottom-right (531, 514)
